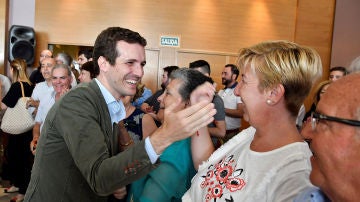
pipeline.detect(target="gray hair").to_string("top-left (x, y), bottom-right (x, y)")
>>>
top-left (51, 64), bottom-right (72, 77)
top-left (348, 56), bottom-right (360, 74)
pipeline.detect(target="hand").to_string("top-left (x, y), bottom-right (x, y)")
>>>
top-left (30, 137), bottom-right (38, 155)
top-left (190, 82), bottom-right (216, 105)
top-left (144, 106), bottom-right (154, 113)
top-left (26, 98), bottom-right (34, 109)
top-left (150, 99), bottom-right (216, 154)
top-left (113, 186), bottom-right (127, 199)
top-left (60, 88), bottom-right (70, 97)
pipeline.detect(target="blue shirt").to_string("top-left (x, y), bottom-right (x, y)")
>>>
top-left (132, 87), bottom-right (152, 108)
top-left (94, 79), bottom-right (159, 163)
top-left (294, 187), bottom-right (331, 202)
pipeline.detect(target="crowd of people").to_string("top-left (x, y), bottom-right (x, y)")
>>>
top-left (0, 26), bottom-right (358, 202)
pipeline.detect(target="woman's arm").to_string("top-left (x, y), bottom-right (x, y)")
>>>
top-left (142, 113), bottom-right (158, 139)
top-left (191, 126), bottom-right (214, 170)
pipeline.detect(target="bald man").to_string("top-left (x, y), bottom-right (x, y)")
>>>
top-left (29, 49), bottom-right (53, 84)
top-left (295, 73), bottom-right (360, 201)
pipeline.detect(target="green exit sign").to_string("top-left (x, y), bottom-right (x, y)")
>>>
top-left (160, 36), bottom-right (180, 47)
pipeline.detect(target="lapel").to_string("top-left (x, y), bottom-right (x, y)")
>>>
top-left (87, 80), bottom-right (120, 155)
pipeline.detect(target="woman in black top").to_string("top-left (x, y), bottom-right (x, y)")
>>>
top-left (1, 58), bottom-right (34, 202)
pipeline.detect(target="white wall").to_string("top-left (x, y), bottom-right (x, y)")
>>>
top-left (330, 0), bottom-right (360, 69)
top-left (9, 0), bottom-right (35, 28)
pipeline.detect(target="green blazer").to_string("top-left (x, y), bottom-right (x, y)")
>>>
top-left (24, 80), bottom-right (157, 202)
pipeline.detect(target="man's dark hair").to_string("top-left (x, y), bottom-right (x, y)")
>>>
top-left (225, 64), bottom-right (239, 80)
top-left (93, 27), bottom-right (147, 69)
top-left (163, 65), bottom-right (179, 77)
top-left (78, 49), bottom-right (94, 60)
top-left (330, 66), bottom-right (348, 75)
top-left (170, 68), bottom-right (213, 101)
top-left (189, 60), bottom-right (211, 75)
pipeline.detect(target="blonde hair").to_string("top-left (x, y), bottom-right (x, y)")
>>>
top-left (10, 58), bottom-right (32, 85)
top-left (238, 40), bottom-right (322, 116)
top-left (132, 83), bottom-right (145, 102)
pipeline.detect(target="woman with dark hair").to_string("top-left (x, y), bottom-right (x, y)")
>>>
top-left (78, 61), bottom-right (98, 83)
top-left (0, 58), bottom-right (34, 202)
top-left (126, 68), bottom-right (214, 202)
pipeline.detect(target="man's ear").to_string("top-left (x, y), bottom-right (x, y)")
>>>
top-left (266, 84), bottom-right (285, 105)
top-left (231, 74), bottom-right (237, 81)
top-left (97, 56), bottom-right (108, 72)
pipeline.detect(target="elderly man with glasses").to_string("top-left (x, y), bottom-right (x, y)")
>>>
top-left (295, 73), bottom-right (360, 202)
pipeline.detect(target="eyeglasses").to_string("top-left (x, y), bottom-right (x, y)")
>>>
top-left (311, 112), bottom-right (360, 130)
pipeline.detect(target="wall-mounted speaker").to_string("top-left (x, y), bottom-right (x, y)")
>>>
top-left (8, 25), bottom-right (36, 66)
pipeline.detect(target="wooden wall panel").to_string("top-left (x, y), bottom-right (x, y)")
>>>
top-left (177, 50), bottom-right (238, 91)
top-left (34, 0), bottom-right (335, 101)
top-left (144, 49), bottom-right (160, 92)
top-left (294, 0), bottom-right (335, 110)
top-left (0, 0), bottom-right (6, 74)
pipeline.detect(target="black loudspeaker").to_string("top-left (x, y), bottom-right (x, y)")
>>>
top-left (8, 25), bottom-right (36, 66)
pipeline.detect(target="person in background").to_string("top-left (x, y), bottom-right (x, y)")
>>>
top-left (295, 73), bottom-right (360, 201)
top-left (30, 64), bottom-right (73, 155)
top-left (218, 64), bottom-right (244, 142)
top-left (131, 82), bottom-right (152, 108)
top-left (120, 83), bottom-right (157, 144)
top-left (77, 49), bottom-right (93, 67)
top-left (184, 40), bottom-right (322, 202)
top-left (78, 61), bottom-right (98, 83)
top-left (189, 60), bottom-right (226, 148)
top-left (328, 66), bottom-right (347, 81)
top-left (0, 58), bottom-right (34, 202)
top-left (127, 68), bottom-right (214, 202)
top-left (26, 57), bottom-right (56, 115)
top-left (140, 66), bottom-right (179, 124)
top-left (29, 49), bottom-right (52, 85)
top-left (24, 27), bottom-right (216, 202)
top-left (347, 55), bottom-right (360, 73)
top-left (55, 52), bottom-right (78, 86)
top-left (302, 80), bottom-right (331, 124)
top-left (0, 74), bottom-right (11, 118)
top-left (0, 73), bottom-right (11, 187)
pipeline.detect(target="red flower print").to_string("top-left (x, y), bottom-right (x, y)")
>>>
top-left (210, 184), bottom-right (223, 198)
top-left (225, 177), bottom-right (246, 192)
top-left (216, 165), bottom-right (233, 184)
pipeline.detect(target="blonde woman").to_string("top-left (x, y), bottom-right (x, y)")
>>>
top-left (0, 58), bottom-right (34, 202)
top-left (184, 41), bottom-right (322, 202)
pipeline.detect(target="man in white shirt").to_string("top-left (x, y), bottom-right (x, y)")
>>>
top-left (27, 57), bottom-right (56, 111)
top-left (218, 64), bottom-right (244, 142)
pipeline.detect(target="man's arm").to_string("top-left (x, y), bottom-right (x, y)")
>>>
top-left (225, 103), bottom-right (244, 118)
top-left (208, 120), bottom-right (226, 138)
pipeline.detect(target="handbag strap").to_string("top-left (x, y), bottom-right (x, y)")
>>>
top-left (19, 81), bottom-right (25, 98)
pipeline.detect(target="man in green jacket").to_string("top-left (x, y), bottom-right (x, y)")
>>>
top-left (24, 27), bottom-right (216, 202)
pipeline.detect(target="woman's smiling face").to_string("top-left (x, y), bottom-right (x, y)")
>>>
top-left (158, 79), bottom-right (186, 112)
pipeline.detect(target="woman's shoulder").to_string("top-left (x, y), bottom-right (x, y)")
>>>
top-left (198, 127), bottom-right (255, 169)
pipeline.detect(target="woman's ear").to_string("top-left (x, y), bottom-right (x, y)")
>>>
top-left (266, 84), bottom-right (285, 105)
